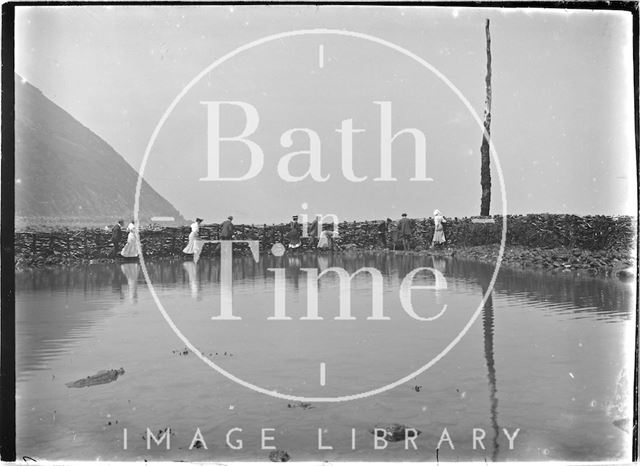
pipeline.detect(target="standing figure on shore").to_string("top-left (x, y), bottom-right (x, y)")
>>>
top-left (397, 213), bottom-right (413, 251)
top-left (220, 216), bottom-right (234, 240)
top-left (307, 217), bottom-right (319, 249)
top-left (121, 220), bottom-right (140, 258)
top-left (287, 215), bottom-right (301, 249)
top-left (317, 229), bottom-right (340, 251)
top-left (183, 218), bottom-right (204, 254)
top-left (110, 219), bottom-right (124, 258)
top-left (431, 209), bottom-right (447, 248)
top-left (377, 218), bottom-right (392, 249)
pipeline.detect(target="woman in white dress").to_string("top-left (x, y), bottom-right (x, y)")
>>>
top-left (317, 230), bottom-right (340, 251)
top-left (431, 209), bottom-right (446, 247)
top-left (120, 220), bottom-right (140, 257)
top-left (183, 218), bottom-right (203, 254)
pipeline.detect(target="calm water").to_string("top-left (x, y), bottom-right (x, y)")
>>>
top-left (16, 252), bottom-right (635, 461)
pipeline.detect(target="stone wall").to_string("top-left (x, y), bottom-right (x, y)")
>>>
top-left (14, 214), bottom-right (636, 268)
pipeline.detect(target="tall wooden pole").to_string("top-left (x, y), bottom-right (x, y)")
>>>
top-left (480, 18), bottom-right (492, 216)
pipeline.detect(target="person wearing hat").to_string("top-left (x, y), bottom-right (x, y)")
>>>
top-left (110, 219), bottom-right (124, 258)
top-left (220, 215), bottom-right (234, 240)
top-left (397, 213), bottom-right (413, 251)
top-left (307, 216), bottom-right (319, 249)
top-left (287, 215), bottom-right (301, 249)
top-left (183, 217), bottom-right (204, 255)
top-left (121, 219), bottom-right (140, 258)
top-left (431, 209), bottom-right (447, 248)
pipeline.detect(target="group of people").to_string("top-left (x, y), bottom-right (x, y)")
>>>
top-left (286, 215), bottom-right (340, 251)
top-left (110, 219), bottom-right (140, 258)
top-left (181, 214), bottom-right (341, 256)
top-left (378, 210), bottom-right (447, 250)
top-left (182, 215), bottom-right (234, 255)
top-left (179, 210), bottom-right (447, 256)
top-left (109, 209), bottom-right (446, 260)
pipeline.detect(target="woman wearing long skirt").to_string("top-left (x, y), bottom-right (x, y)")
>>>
top-left (317, 230), bottom-right (340, 251)
top-left (183, 218), bottom-right (203, 254)
top-left (121, 220), bottom-right (140, 257)
top-left (431, 209), bottom-right (446, 248)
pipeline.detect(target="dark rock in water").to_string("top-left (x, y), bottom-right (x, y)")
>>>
top-left (66, 368), bottom-right (125, 388)
top-left (269, 449), bottom-right (290, 462)
top-left (287, 401), bottom-right (314, 410)
top-left (616, 268), bottom-right (636, 282)
top-left (142, 427), bottom-right (175, 442)
top-left (613, 418), bottom-right (631, 433)
top-left (370, 423), bottom-right (421, 442)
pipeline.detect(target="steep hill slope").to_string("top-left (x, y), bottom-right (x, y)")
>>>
top-left (14, 75), bottom-right (184, 227)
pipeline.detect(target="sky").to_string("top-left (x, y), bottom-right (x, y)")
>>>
top-left (15, 5), bottom-right (637, 224)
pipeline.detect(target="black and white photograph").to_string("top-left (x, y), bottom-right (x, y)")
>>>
top-left (2, 2), bottom-right (638, 463)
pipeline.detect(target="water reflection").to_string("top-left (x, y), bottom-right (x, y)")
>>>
top-left (480, 278), bottom-right (500, 461)
top-left (121, 263), bottom-right (140, 304)
top-left (15, 254), bottom-right (633, 325)
top-left (111, 263), bottom-right (123, 298)
top-left (14, 252), bottom-right (634, 461)
top-left (447, 258), bottom-right (633, 323)
top-left (15, 253), bottom-right (633, 385)
top-left (182, 261), bottom-right (199, 299)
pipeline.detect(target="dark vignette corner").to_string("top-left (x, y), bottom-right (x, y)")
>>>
top-left (1, 1), bottom-right (17, 462)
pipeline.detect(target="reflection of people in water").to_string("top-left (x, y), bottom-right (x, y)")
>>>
top-left (182, 261), bottom-right (199, 299)
top-left (316, 254), bottom-right (329, 272)
top-left (432, 256), bottom-right (447, 274)
top-left (120, 263), bottom-right (140, 303)
top-left (287, 255), bottom-right (301, 290)
top-left (111, 263), bottom-right (124, 299)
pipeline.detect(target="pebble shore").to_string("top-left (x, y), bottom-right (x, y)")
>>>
top-left (452, 244), bottom-right (636, 278)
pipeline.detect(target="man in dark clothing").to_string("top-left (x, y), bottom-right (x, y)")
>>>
top-left (288, 215), bottom-right (301, 249)
top-left (306, 217), bottom-right (319, 249)
top-left (377, 218), bottom-right (392, 248)
top-left (111, 220), bottom-right (124, 258)
top-left (220, 216), bottom-right (234, 240)
top-left (397, 213), bottom-right (412, 251)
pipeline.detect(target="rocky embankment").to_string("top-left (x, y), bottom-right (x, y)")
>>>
top-left (450, 244), bottom-right (636, 278)
top-left (14, 214), bottom-right (637, 277)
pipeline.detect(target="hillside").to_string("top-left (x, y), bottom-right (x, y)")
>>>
top-left (14, 74), bottom-right (185, 227)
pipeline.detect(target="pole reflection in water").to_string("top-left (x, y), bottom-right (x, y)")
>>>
top-left (480, 276), bottom-right (500, 461)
